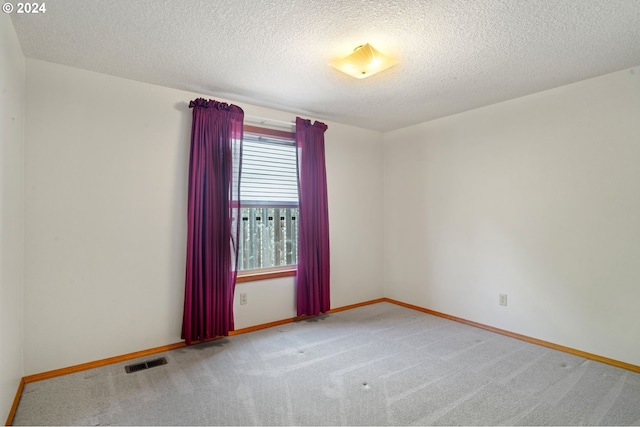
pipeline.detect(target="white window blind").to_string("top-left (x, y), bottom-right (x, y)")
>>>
top-left (240, 135), bottom-right (298, 206)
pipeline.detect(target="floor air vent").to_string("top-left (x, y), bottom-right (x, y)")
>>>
top-left (125, 357), bottom-right (167, 373)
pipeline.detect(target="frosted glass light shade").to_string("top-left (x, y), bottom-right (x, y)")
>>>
top-left (330, 43), bottom-right (397, 79)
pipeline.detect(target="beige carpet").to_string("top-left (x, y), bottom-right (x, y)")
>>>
top-left (13, 302), bottom-right (640, 425)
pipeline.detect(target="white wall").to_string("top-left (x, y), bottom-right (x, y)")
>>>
top-left (383, 67), bottom-right (640, 366)
top-left (0, 14), bottom-right (25, 420)
top-left (24, 59), bottom-right (384, 375)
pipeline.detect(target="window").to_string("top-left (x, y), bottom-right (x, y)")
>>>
top-left (237, 126), bottom-right (298, 278)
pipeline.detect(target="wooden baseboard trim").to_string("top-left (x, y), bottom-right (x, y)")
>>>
top-left (229, 317), bottom-right (296, 335)
top-left (23, 342), bottom-right (187, 384)
top-left (384, 297), bottom-right (640, 374)
top-left (328, 298), bottom-right (387, 313)
top-left (229, 298), bottom-right (387, 335)
top-left (14, 296), bottom-right (640, 378)
top-left (4, 378), bottom-right (24, 426)
top-left (20, 298), bottom-right (386, 385)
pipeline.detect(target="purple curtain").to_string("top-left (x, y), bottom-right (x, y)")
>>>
top-left (295, 117), bottom-right (330, 317)
top-left (182, 98), bottom-right (243, 345)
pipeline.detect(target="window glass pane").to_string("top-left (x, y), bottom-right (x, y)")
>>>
top-left (238, 131), bottom-right (298, 271)
top-left (238, 207), bottom-right (298, 270)
top-left (241, 138), bottom-right (298, 205)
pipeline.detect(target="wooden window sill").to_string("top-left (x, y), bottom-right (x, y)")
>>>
top-left (236, 267), bottom-right (296, 283)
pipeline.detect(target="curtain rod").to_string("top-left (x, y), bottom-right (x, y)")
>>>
top-left (244, 115), bottom-right (295, 128)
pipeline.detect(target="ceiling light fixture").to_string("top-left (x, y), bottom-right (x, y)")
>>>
top-left (330, 43), bottom-right (397, 79)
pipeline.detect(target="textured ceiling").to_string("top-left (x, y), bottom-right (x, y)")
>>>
top-left (10, 0), bottom-right (640, 132)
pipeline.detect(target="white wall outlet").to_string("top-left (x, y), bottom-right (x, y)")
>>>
top-left (499, 293), bottom-right (508, 306)
top-left (240, 293), bottom-right (248, 305)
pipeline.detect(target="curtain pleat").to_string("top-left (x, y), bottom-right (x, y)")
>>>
top-left (182, 98), bottom-right (243, 345)
top-left (295, 117), bottom-right (330, 316)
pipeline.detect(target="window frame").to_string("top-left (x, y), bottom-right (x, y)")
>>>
top-left (236, 266), bottom-right (296, 283)
top-left (236, 125), bottom-right (298, 282)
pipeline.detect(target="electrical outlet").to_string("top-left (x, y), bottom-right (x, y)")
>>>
top-left (240, 293), bottom-right (247, 305)
top-left (499, 293), bottom-right (508, 306)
